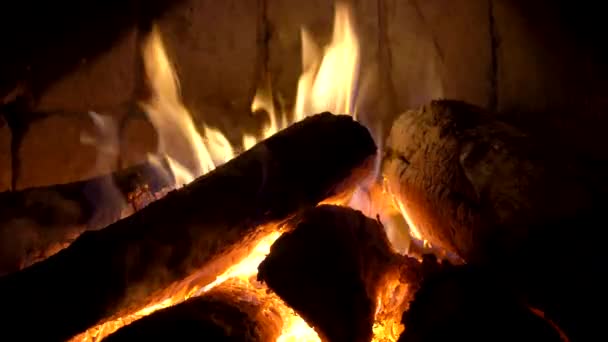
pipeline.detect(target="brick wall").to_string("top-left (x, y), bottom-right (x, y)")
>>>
top-left (1, 0), bottom-right (607, 191)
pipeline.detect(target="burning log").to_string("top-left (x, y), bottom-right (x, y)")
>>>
top-left (0, 159), bottom-right (173, 275)
top-left (102, 280), bottom-right (281, 342)
top-left (257, 205), bottom-right (436, 342)
top-left (398, 266), bottom-right (566, 342)
top-left (0, 113), bottom-right (376, 342)
top-left (383, 99), bottom-right (596, 264)
top-left (384, 100), bottom-right (608, 341)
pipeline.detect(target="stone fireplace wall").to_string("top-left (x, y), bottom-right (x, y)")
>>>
top-left (1, 0), bottom-right (607, 191)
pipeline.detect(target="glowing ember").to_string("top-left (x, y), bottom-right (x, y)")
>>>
top-left (371, 270), bottom-right (411, 342)
top-left (72, 2), bottom-right (416, 342)
top-left (70, 229), bottom-right (319, 342)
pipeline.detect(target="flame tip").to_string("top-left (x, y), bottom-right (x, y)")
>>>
top-left (74, 5), bottom-right (397, 342)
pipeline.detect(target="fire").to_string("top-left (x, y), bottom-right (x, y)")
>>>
top-left (385, 179), bottom-right (424, 242)
top-left (71, 230), bottom-right (319, 342)
top-left (195, 232), bottom-right (321, 342)
top-left (372, 272), bottom-right (411, 342)
top-left (294, 1), bottom-right (360, 120)
top-left (140, 25), bottom-right (236, 186)
top-left (250, 1), bottom-right (360, 136)
top-left (73, 2), bottom-right (413, 342)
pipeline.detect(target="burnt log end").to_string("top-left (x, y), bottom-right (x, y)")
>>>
top-left (258, 205), bottom-right (420, 342)
top-left (103, 282), bottom-right (281, 342)
top-left (384, 99), bottom-right (596, 263)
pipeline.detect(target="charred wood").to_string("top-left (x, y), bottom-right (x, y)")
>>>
top-left (0, 113), bottom-right (376, 342)
top-left (102, 280), bottom-right (281, 342)
top-left (384, 99), bottom-right (608, 341)
top-left (258, 205), bottom-right (433, 342)
top-left (383, 99), bottom-right (597, 264)
top-left (398, 266), bottom-right (565, 342)
top-left (0, 159), bottom-right (173, 275)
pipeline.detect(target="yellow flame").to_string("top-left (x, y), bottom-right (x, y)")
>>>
top-left (250, 1), bottom-right (360, 137)
top-left (71, 22), bottom-right (322, 342)
top-left (197, 232), bottom-right (283, 294)
top-left (393, 196), bottom-right (423, 241)
top-left (195, 233), bottom-right (320, 342)
top-left (371, 271), bottom-right (411, 342)
top-left (295, 1), bottom-right (360, 120)
top-left (72, 3), bottom-right (414, 342)
top-left (250, 74), bottom-right (289, 143)
top-left (246, 2), bottom-right (367, 247)
top-left (140, 25), bottom-right (235, 186)
top-left (196, 232), bottom-right (321, 342)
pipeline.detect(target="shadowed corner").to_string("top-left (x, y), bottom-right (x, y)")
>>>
top-left (0, 0), bottom-right (190, 107)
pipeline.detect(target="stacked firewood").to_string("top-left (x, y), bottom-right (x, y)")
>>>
top-left (0, 107), bottom-right (603, 342)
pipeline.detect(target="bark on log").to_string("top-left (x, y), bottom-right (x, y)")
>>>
top-left (0, 113), bottom-right (376, 342)
top-left (257, 205), bottom-right (436, 342)
top-left (398, 266), bottom-right (565, 342)
top-left (383, 99), bottom-right (596, 264)
top-left (383, 100), bottom-right (608, 341)
top-left (0, 159), bottom-right (174, 275)
top-left (103, 280), bottom-right (281, 342)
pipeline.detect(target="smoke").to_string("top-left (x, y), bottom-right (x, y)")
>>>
top-left (80, 111), bottom-right (126, 229)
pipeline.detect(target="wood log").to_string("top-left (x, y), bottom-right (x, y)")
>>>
top-left (383, 100), bottom-right (608, 341)
top-left (102, 279), bottom-right (281, 342)
top-left (0, 159), bottom-right (174, 275)
top-left (257, 205), bottom-right (437, 342)
top-left (383, 99), bottom-right (598, 264)
top-left (398, 266), bottom-right (565, 342)
top-left (0, 113), bottom-right (376, 342)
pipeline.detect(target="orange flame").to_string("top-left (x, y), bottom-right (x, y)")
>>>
top-left (72, 3), bottom-right (415, 342)
top-left (71, 19), bottom-right (322, 342)
top-left (140, 26), bottom-right (235, 186)
top-left (250, 1), bottom-right (360, 137)
top-left (294, 1), bottom-right (360, 120)
top-left (70, 229), bottom-right (319, 342)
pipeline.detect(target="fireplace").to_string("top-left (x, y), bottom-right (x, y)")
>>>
top-left (0, 0), bottom-right (606, 341)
